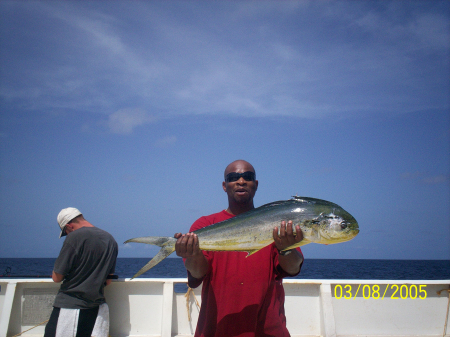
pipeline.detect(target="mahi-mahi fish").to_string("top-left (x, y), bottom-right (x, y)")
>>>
top-left (125, 196), bottom-right (359, 279)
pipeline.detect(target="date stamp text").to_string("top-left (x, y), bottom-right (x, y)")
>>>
top-left (333, 284), bottom-right (427, 300)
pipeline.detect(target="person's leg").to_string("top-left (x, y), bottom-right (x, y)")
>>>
top-left (44, 307), bottom-right (61, 337)
top-left (75, 307), bottom-right (100, 337)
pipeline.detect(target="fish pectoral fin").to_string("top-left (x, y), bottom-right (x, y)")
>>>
top-left (246, 239), bottom-right (312, 257)
top-left (245, 249), bottom-right (261, 257)
top-left (285, 239), bottom-right (311, 250)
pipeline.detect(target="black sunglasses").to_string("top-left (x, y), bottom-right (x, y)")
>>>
top-left (225, 171), bottom-right (256, 183)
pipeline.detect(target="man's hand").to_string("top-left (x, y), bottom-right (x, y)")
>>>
top-left (273, 220), bottom-right (304, 275)
top-left (174, 232), bottom-right (208, 279)
top-left (273, 220), bottom-right (303, 252)
top-left (174, 232), bottom-right (202, 258)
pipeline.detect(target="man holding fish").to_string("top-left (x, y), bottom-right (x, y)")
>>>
top-left (174, 160), bottom-right (304, 337)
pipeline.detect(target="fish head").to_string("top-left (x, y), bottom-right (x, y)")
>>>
top-left (314, 208), bottom-right (359, 244)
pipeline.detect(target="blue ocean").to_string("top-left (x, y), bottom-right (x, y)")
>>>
top-left (1, 258), bottom-right (449, 280)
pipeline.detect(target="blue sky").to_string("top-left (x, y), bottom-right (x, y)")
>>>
top-left (1, 1), bottom-right (449, 260)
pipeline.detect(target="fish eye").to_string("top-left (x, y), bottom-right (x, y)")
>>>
top-left (340, 222), bottom-right (347, 229)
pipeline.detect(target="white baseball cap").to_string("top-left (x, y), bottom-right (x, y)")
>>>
top-left (57, 207), bottom-right (82, 238)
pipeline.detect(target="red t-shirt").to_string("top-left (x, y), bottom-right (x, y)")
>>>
top-left (187, 210), bottom-right (303, 337)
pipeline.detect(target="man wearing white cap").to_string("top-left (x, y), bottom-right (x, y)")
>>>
top-left (44, 207), bottom-right (118, 337)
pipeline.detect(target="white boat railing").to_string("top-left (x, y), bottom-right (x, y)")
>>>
top-left (1, 278), bottom-right (449, 337)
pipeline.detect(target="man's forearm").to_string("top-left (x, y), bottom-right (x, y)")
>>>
top-left (52, 271), bottom-right (64, 283)
top-left (185, 254), bottom-right (209, 279)
top-left (278, 249), bottom-right (304, 275)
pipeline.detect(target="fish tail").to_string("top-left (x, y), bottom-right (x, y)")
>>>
top-left (124, 236), bottom-right (176, 279)
top-left (124, 236), bottom-right (176, 247)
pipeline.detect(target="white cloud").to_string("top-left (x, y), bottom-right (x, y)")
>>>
top-left (400, 171), bottom-right (422, 180)
top-left (401, 172), bottom-right (449, 185)
top-left (154, 136), bottom-right (177, 148)
top-left (1, 1), bottom-right (448, 121)
top-left (107, 108), bottom-right (155, 134)
top-left (422, 175), bottom-right (448, 185)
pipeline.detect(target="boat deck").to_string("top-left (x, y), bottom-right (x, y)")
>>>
top-left (1, 278), bottom-right (449, 337)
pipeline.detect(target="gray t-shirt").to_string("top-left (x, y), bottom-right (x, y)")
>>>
top-left (53, 226), bottom-right (118, 309)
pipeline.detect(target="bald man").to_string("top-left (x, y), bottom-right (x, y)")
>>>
top-left (175, 160), bottom-right (304, 337)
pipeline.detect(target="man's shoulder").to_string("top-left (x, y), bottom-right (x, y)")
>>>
top-left (89, 226), bottom-right (113, 235)
top-left (90, 227), bottom-right (117, 244)
top-left (190, 210), bottom-right (233, 231)
top-left (68, 226), bottom-right (115, 241)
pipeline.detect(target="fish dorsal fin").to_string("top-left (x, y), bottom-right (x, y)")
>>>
top-left (258, 200), bottom-right (290, 208)
top-left (259, 197), bottom-right (316, 209)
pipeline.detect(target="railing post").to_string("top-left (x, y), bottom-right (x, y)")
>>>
top-left (161, 281), bottom-right (174, 337)
top-left (0, 282), bottom-right (17, 337)
top-left (320, 283), bottom-right (336, 337)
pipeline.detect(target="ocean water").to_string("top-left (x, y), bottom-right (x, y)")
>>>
top-left (1, 258), bottom-right (449, 280)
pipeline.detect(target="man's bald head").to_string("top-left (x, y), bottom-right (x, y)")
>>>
top-left (224, 160), bottom-right (256, 179)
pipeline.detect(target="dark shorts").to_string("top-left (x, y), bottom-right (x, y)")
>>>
top-left (44, 306), bottom-right (100, 337)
